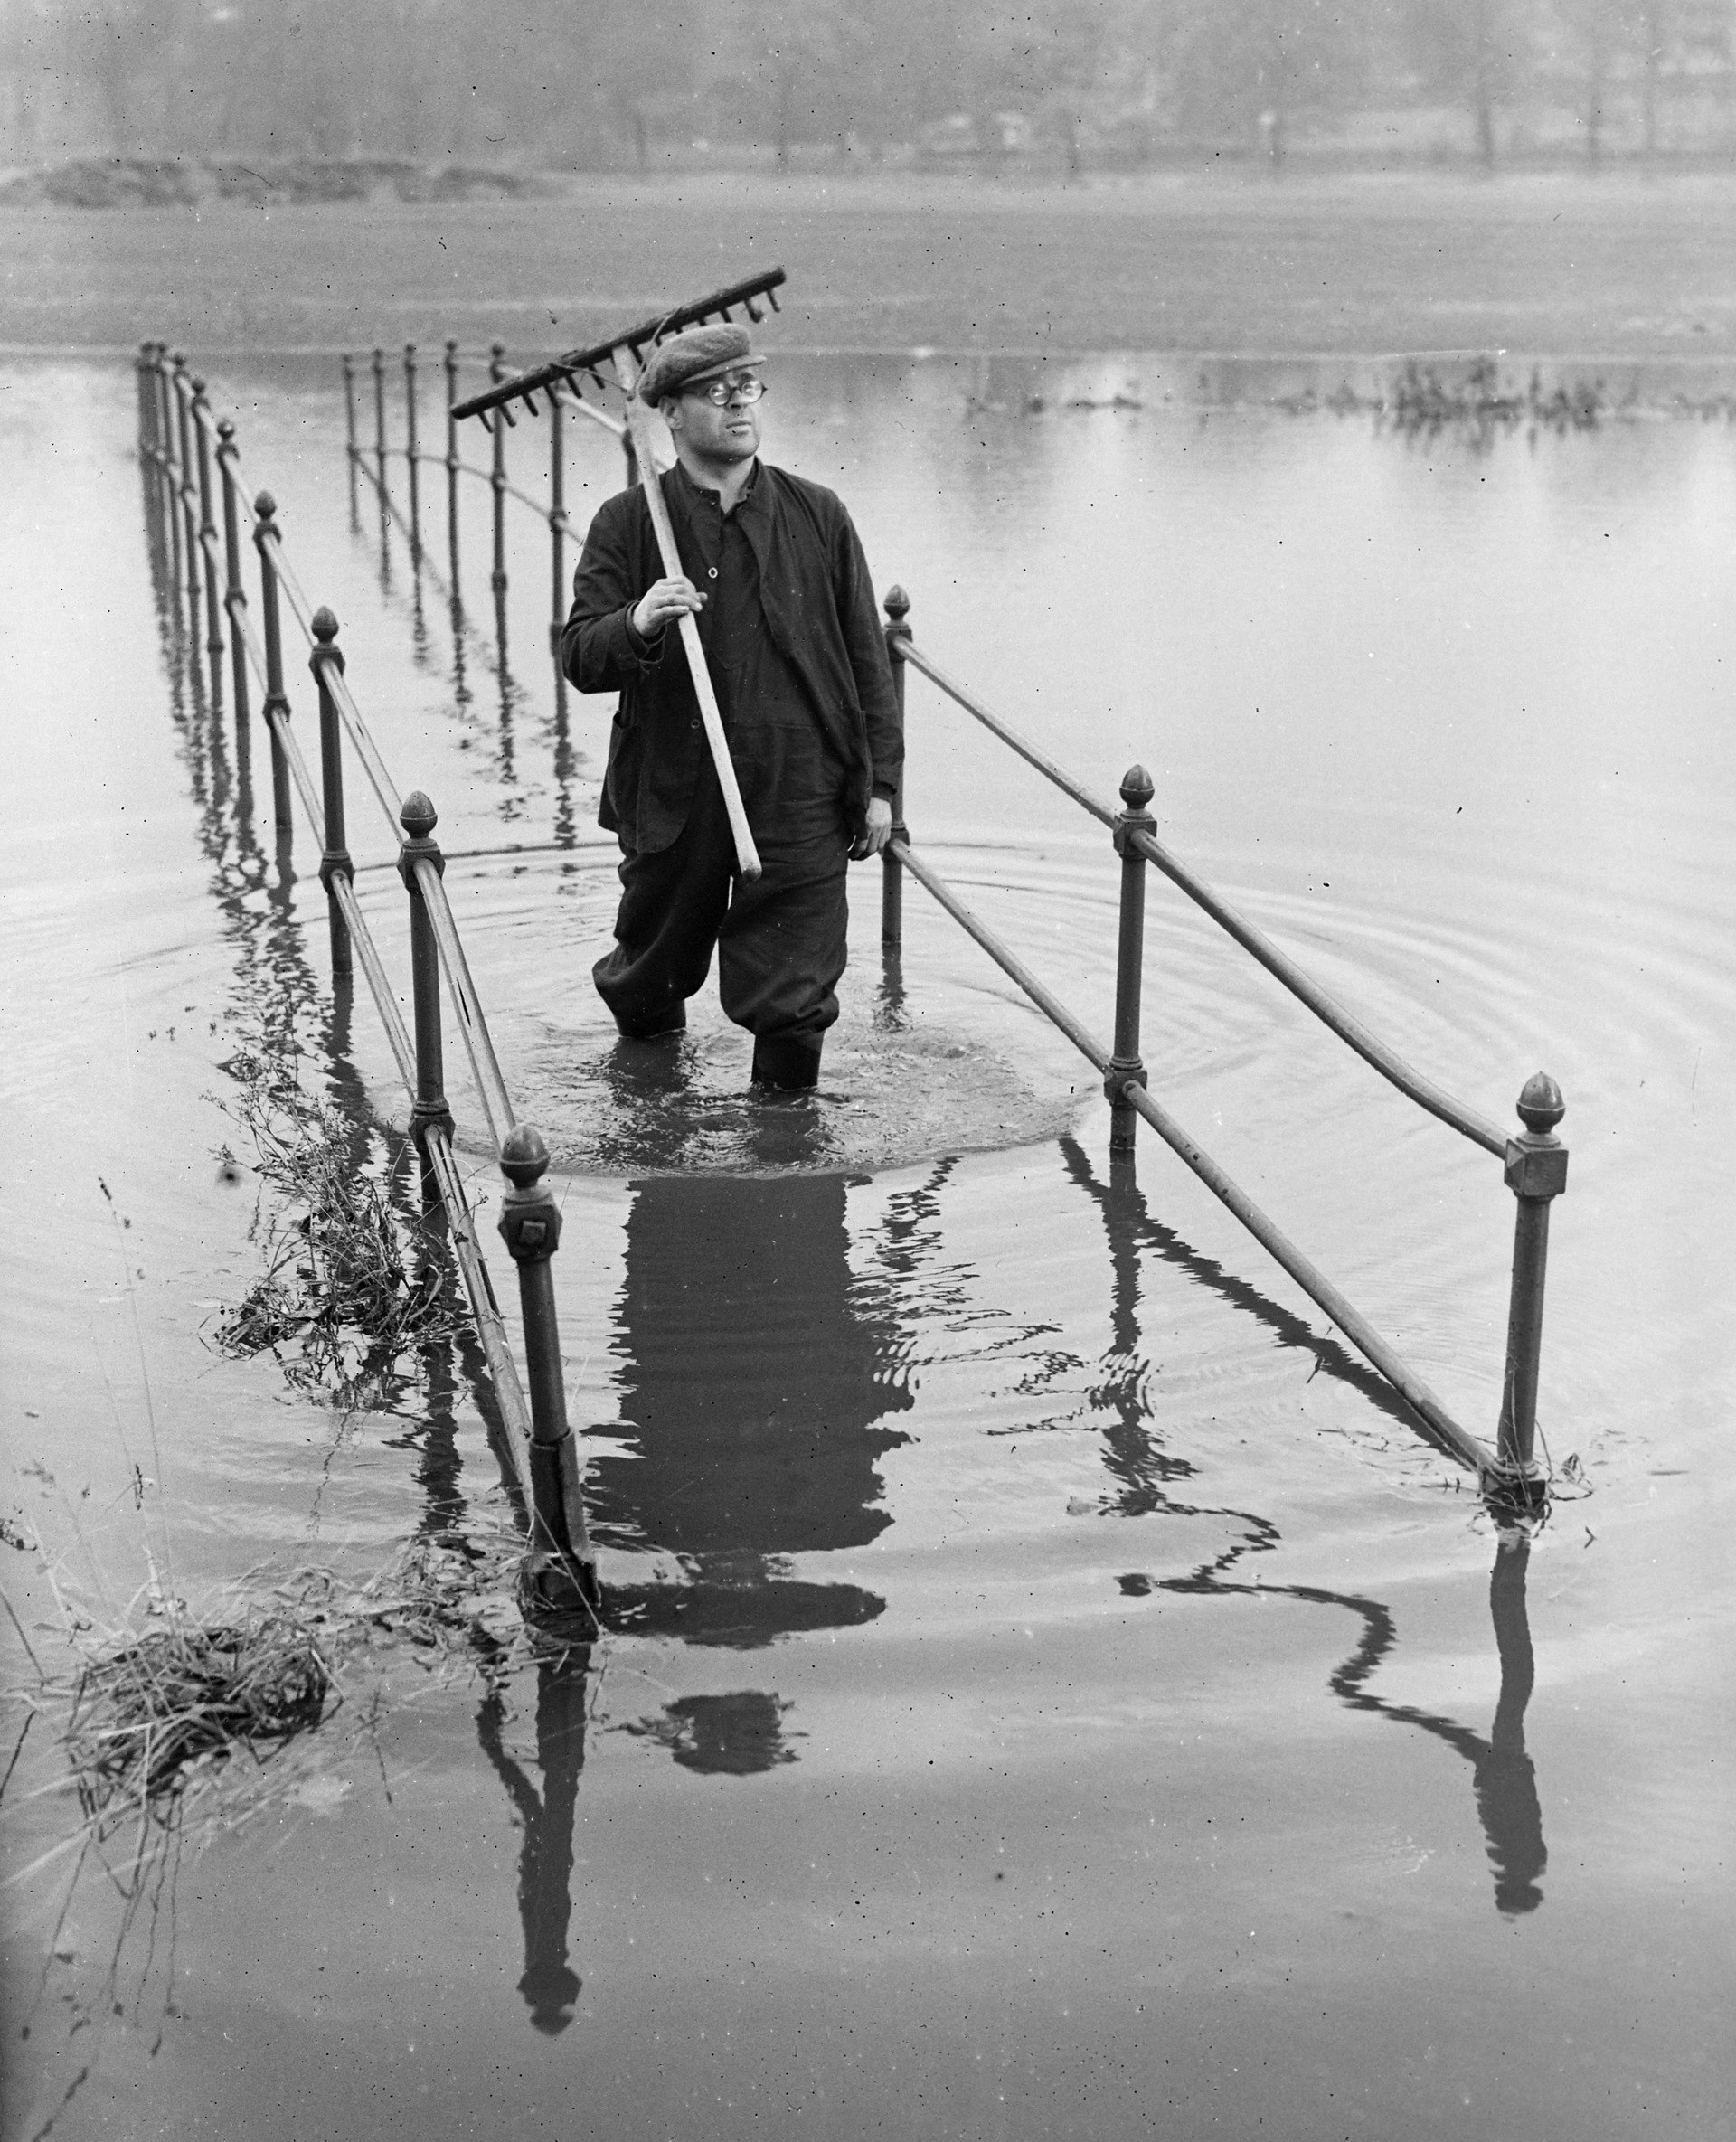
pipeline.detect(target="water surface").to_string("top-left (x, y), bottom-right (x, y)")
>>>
top-left (2, 352), bottom-right (1731, 2139)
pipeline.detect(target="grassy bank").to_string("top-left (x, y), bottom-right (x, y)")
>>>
top-left (4, 168), bottom-right (1736, 361)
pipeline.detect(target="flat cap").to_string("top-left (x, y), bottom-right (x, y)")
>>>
top-left (637, 323), bottom-right (763, 404)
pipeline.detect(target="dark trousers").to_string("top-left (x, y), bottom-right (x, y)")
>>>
top-left (594, 760), bottom-right (849, 1050)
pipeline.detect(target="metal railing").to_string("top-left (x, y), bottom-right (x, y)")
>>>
top-left (341, 335), bottom-right (1565, 1501)
top-left (874, 590), bottom-right (1567, 1499)
top-left (136, 340), bottom-right (598, 1611)
top-left (343, 339), bottom-right (636, 666)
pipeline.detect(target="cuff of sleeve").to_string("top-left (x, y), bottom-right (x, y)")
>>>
top-left (871, 780), bottom-right (898, 802)
top-left (623, 606), bottom-right (665, 665)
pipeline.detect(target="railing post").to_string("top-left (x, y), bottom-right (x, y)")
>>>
top-left (172, 354), bottom-right (200, 613)
top-left (444, 338), bottom-right (461, 584)
top-left (881, 585), bottom-right (911, 950)
top-left (1495, 1073), bottom-right (1568, 1496)
top-left (215, 420), bottom-right (250, 730)
top-left (398, 791), bottom-right (455, 1204)
top-left (309, 608), bottom-right (354, 982)
top-left (403, 342), bottom-right (421, 558)
top-left (497, 1125), bottom-right (598, 1609)
top-left (342, 352), bottom-right (358, 520)
top-left (1108, 764), bottom-right (1156, 1151)
top-left (372, 345), bottom-right (387, 486)
top-left (191, 378), bottom-right (224, 662)
top-left (136, 342), bottom-right (157, 464)
top-left (489, 340), bottom-right (508, 598)
top-left (251, 492), bottom-right (294, 835)
top-left (548, 380), bottom-right (566, 655)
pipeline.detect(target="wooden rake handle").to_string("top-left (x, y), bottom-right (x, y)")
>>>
top-left (612, 346), bottom-right (762, 882)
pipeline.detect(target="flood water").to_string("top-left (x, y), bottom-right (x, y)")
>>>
top-left (3, 348), bottom-right (1733, 2138)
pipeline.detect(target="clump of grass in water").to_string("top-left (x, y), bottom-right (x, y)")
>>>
top-left (210, 1043), bottom-right (463, 1400)
top-left (65, 1614), bottom-right (330, 1819)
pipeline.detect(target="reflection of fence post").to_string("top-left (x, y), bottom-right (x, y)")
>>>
top-left (548, 381), bottom-right (566, 655)
top-left (1495, 1074), bottom-right (1568, 1493)
top-left (489, 341), bottom-right (508, 598)
top-left (215, 420), bottom-right (250, 730)
top-left (398, 791), bottom-right (455, 1204)
top-left (881, 586), bottom-right (910, 950)
top-left (191, 379), bottom-right (224, 662)
top-left (498, 1126), bottom-right (598, 1609)
top-left (372, 345), bottom-right (387, 487)
top-left (310, 609), bottom-right (354, 981)
top-left (403, 343), bottom-right (421, 557)
top-left (1109, 765), bottom-right (1155, 1152)
top-left (251, 493), bottom-right (294, 834)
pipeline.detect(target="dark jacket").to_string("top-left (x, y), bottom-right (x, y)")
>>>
top-left (561, 461), bottom-right (902, 854)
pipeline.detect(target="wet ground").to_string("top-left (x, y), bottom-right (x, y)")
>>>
top-left (2, 348), bottom-right (1733, 2138)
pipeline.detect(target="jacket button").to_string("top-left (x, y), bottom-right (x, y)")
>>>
top-left (707, 567), bottom-right (718, 580)
top-left (690, 719), bottom-right (700, 731)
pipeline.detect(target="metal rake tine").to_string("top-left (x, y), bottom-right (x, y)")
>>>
top-left (767, 288), bottom-right (781, 311)
top-left (744, 297), bottom-right (764, 322)
top-left (519, 390), bottom-right (540, 417)
top-left (498, 401), bottom-right (517, 428)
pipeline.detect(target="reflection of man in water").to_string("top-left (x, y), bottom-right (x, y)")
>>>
top-left (562, 325), bottom-right (902, 1092)
top-left (592, 1171), bottom-right (913, 1644)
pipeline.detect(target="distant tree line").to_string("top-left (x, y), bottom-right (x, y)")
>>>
top-left (4, 0), bottom-right (1734, 174)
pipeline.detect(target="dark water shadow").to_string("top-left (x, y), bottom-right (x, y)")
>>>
top-left (1066, 1137), bottom-right (1546, 1917)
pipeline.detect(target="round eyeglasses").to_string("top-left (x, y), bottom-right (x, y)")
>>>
top-left (687, 372), bottom-right (766, 406)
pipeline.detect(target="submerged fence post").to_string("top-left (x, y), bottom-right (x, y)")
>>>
top-left (549, 380), bottom-right (566, 655)
top-left (191, 379), bottom-right (224, 663)
top-left (881, 586), bottom-right (911, 950)
top-left (398, 791), bottom-right (455, 1205)
top-left (252, 493), bottom-right (294, 835)
top-left (498, 1126), bottom-right (598, 1609)
top-left (489, 341), bottom-right (508, 598)
top-left (1495, 1073), bottom-right (1568, 1494)
top-left (403, 343), bottom-right (421, 558)
top-left (309, 609), bottom-right (354, 982)
top-left (1109, 765), bottom-right (1156, 1152)
top-left (215, 420), bottom-right (250, 730)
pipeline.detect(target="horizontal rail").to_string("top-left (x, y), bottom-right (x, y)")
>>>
top-left (421, 1125), bottom-right (535, 1502)
top-left (1125, 827), bottom-right (1508, 1157)
top-left (257, 525), bottom-right (403, 833)
top-left (1116, 1081), bottom-right (1491, 1473)
top-left (890, 837), bottom-right (1492, 1477)
top-left (901, 640), bottom-right (1116, 828)
top-left (412, 856), bottom-right (516, 1153)
top-left (892, 840), bottom-right (1112, 1068)
top-left (899, 635), bottom-right (1505, 1158)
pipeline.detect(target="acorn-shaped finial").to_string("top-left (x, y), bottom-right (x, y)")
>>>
top-left (1515, 1072), bottom-right (1565, 1137)
top-left (254, 489), bottom-right (277, 522)
top-left (400, 790), bottom-right (438, 839)
top-left (217, 417), bottom-right (235, 441)
top-left (312, 606), bottom-right (339, 643)
top-left (500, 1123), bottom-right (551, 1189)
top-left (883, 585), bottom-right (910, 623)
top-left (1120, 764), bottom-right (1155, 811)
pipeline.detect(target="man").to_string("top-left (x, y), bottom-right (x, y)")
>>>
top-left (561, 323), bottom-right (901, 1092)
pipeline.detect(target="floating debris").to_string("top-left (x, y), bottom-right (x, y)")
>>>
top-left (209, 1043), bottom-right (464, 1398)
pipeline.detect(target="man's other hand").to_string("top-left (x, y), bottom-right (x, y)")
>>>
top-left (852, 797), bottom-right (894, 860)
top-left (631, 577), bottom-right (706, 639)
